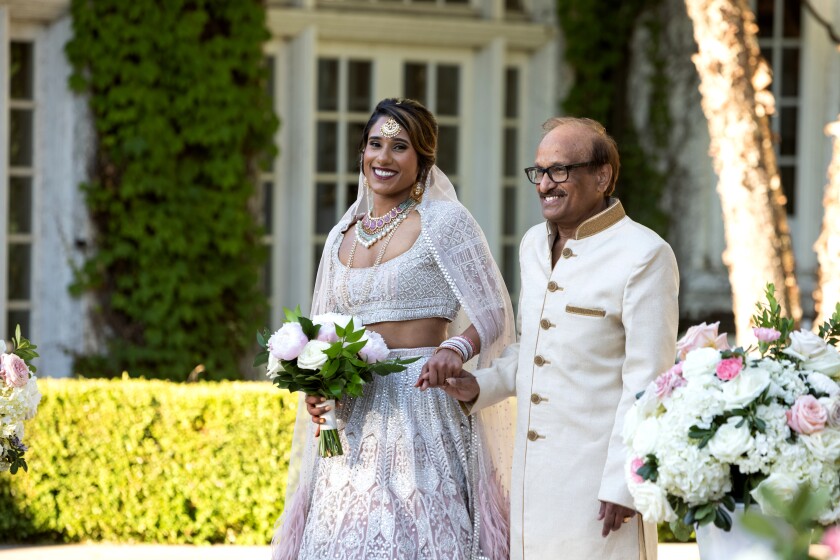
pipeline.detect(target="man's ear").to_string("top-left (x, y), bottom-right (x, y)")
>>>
top-left (596, 164), bottom-right (611, 194)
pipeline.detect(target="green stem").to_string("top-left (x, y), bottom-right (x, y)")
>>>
top-left (319, 429), bottom-right (343, 458)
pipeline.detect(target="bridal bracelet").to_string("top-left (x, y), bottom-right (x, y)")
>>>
top-left (435, 335), bottom-right (476, 363)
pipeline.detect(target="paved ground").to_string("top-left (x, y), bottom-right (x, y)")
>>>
top-left (0, 544), bottom-right (702, 559)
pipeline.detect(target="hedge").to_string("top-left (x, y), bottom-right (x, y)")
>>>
top-left (0, 379), bottom-right (297, 544)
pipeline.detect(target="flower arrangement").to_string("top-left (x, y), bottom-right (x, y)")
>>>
top-left (255, 308), bottom-right (418, 457)
top-left (624, 285), bottom-right (840, 540)
top-left (1, 325), bottom-right (41, 474)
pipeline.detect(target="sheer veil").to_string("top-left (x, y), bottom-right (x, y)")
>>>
top-left (273, 165), bottom-right (517, 557)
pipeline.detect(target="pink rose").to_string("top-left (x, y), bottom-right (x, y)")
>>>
top-left (359, 331), bottom-right (390, 364)
top-left (630, 457), bottom-right (645, 484)
top-left (753, 327), bottom-right (781, 343)
top-left (655, 363), bottom-right (686, 399)
top-left (786, 395), bottom-right (828, 435)
top-left (267, 322), bottom-right (309, 361)
top-left (716, 357), bottom-right (744, 381)
top-left (1, 353), bottom-right (31, 388)
top-left (823, 526), bottom-right (840, 556)
top-left (676, 322), bottom-right (730, 360)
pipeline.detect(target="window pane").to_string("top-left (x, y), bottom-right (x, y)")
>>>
top-left (9, 177), bottom-right (33, 234)
top-left (780, 165), bottom-right (796, 215)
top-left (8, 244), bottom-right (31, 300)
top-left (504, 127), bottom-right (517, 178)
top-left (505, 68), bottom-right (519, 118)
top-left (347, 61), bottom-right (372, 113)
top-left (9, 109), bottom-right (34, 167)
top-left (760, 47), bottom-right (773, 68)
top-left (316, 183), bottom-right (338, 234)
top-left (756, 0), bottom-right (773, 38)
top-left (436, 65), bottom-right (460, 116)
top-left (347, 121), bottom-right (366, 172)
top-left (10, 42), bottom-right (34, 101)
top-left (7, 310), bottom-right (30, 341)
top-left (316, 121), bottom-right (338, 172)
top-left (437, 126), bottom-right (459, 175)
top-left (502, 245), bottom-right (517, 292)
top-left (781, 48), bottom-right (800, 97)
top-left (262, 181), bottom-right (273, 234)
top-left (404, 63), bottom-right (427, 105)
top-left (505, 0), bottom-right (523, 11)
top-left (780, 107), bottom-right (798, 156)
top-left (347, 183), bottom-right (359, 210)
top-left (503, 187), bottom-right (517, 236)
top-left (318, 59), bottom-right (339, 111)
top-left (783, 0), bottom-right (801, 38)
top-left (263, 56), bottom-right (275, 101)
top-left (446, 0), bottom-right (469, 4)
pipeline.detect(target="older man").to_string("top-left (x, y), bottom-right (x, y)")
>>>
top-left (424, 117), bottom-right (679, 559)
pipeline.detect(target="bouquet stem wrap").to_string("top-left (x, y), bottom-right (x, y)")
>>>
top-left (317, 399), bottom-right (341, 457)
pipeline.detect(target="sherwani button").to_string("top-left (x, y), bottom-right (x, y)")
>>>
top-left (561, 248), bottom-right (575, 258)
top-left (534, 355), bottom-right (545, 366)
top-left (540, 318), bottom-right (552, 330)
top-left (530, 393), bottom-right (543, 404)
top-left (547, 281), bottom-right (559, 292)
top-left (527, 429), bottom-right (542, 441)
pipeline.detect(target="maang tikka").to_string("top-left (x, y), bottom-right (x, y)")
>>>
top-left (380, 117), bottom-right (401, 138)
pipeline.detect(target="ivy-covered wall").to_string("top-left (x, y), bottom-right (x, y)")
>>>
top-left (65, 0), bottom-right (278, 380)
top-left (557, 0), bottom-right (671, 235)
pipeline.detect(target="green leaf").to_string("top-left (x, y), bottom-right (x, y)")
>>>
top-left (344, 328), bottom-right (365, 343)
top-left (252, 351), bottom-right (269, 368)
top-left (342, 341), bottom-right (366, 356)
top-left (669, 519), bottom-right (692, 542)
top-left (284, 307), bottom-right (299, 323)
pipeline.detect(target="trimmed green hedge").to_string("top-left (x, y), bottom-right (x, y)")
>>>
top-left (0, 379), bottom-right (297, 544)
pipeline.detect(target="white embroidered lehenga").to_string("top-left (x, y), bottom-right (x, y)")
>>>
top-left (271, 167), bottom-right (516, 560)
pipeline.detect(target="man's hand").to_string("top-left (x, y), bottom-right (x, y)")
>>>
top-left (415, 348), bottom-right (463, 391)
top-left (598, 501), bottom-right (637, 537)
top-left (442, 372), bottom-right (480, 403)
top-left (305, 395), bottom-right (334, 437)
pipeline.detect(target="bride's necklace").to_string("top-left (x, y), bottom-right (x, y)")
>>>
top-left (356, 198), bottom-right (417, 248)
top-left (339, 226), bottom-right (400, 311)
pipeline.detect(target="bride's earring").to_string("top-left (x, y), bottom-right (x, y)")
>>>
top-left (364, 177), bottom-right (372, 213)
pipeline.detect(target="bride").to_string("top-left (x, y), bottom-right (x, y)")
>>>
top-left (271, 98), bottom-right (516, 560)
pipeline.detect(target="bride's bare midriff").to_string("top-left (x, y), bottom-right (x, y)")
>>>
top-left (365, 318), bottom-right (449, 350)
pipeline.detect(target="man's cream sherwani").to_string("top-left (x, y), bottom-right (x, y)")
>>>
top-left (471, 200), bottom-right (678, 560)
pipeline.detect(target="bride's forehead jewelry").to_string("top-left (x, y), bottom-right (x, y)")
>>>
top-left (380, 117), bottom-right (401, 138)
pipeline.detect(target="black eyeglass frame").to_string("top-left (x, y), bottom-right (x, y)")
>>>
top-left (523, 161), bottom-right (597, 185)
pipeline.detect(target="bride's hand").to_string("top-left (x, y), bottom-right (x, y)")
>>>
top-left (305, 395), bottom-right (334, 437)
top-left (415, 348), bottom-right (463, 390)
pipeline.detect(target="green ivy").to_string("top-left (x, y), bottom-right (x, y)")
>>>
top-left (556, 0), bottom-right (670, 235)
top-left (65, 0), bottom-right (278, 380)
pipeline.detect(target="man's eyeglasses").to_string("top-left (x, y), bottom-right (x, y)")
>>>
top-left (523, 162), bottom-right (597, 185)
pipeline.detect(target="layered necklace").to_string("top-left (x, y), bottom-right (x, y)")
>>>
top-left (355, 198), bottom-right (417, 249)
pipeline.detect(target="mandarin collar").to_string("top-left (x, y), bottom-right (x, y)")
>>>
top-left (544, 198), bottom-right (626, 241)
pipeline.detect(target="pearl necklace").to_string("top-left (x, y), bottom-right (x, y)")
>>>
top-left (339, 226), bottom-right (399, 312)
top-left (356, 198), bottom-right (417, 248)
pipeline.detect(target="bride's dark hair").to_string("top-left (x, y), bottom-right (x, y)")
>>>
top-left (358, 98), bottom-right (438, 184)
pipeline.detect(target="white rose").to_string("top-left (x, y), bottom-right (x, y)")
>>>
top-left (266, 354), bottom-right (283, 380)
top-left (750, 472), bottom-right (800, 516)
top-left (808, 372), bottom-right (840, 396)
top-left (783, 330), bottom-right (829, 361)
top-left (721, 368), bottom-right (771, 410)
top-left (632, 417), bottom-right (661, 456)
top-left (23, 376), bottom-right (41, 420)
top-left (631, 481), bottom-right (676, 523)
top-left (708, 416), bottom-right (754, 463)
top-left (681, 347), bottom-right (721, 380)
top-left (804, 349), bottom-right (840, 378)
top-left (801, 429), bottom-right (840, 462)
top-left (296, 340), bottom-right (331, 371)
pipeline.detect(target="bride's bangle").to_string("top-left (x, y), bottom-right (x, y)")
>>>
top-left (435, 335), bottom-right (475, 363)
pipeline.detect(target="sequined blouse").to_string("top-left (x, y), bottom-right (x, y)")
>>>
top-left (331, 224), bottom-right (461, 325)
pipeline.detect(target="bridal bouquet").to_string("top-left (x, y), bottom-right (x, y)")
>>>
top-left (624, 285), bottom-right (840, 540)
top-left (254, 307), bottom-right (418, 457)
top-left (1, 325), bottom-right (41, 474)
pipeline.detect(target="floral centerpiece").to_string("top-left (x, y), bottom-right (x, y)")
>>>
top-left (1, 325), bottom-right (41, 474)
top-left (255, 307), bottom-right (418, 457)
top-left (624, 285), bottom-right (840, 541)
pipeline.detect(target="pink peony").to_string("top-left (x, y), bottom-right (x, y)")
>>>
top-left (359, 331), bottom-right (390, 364)
top-left (655, 363), bottom-right (687, 399)
top-left (315, 323), bottom-right (339, 344)
top-left (630, 457), bottom-right (645, 484)
top-left (716, 357), bottom-right (744, 381)
top-left (786, 395), bottom-right (828, 435)
top-left (753, 327), bottom-right (782, 343)
top-left (676, 322), bottom-right (730, 360)
top-left (823, 526), bottom-right (840, 556)
top-left (1, 353), bottom-right (31, 388)
top-left (267, 322), bottom-right (309, 361)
